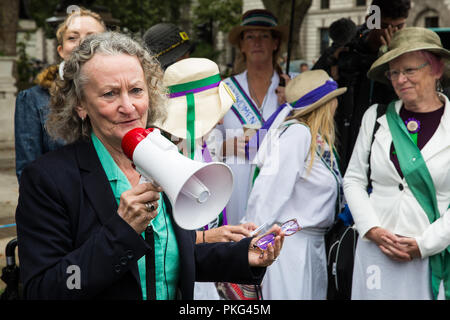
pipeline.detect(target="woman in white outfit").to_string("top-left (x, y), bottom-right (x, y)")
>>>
top-left (344, 27), bottom-right (450, 300)
top-left (153, 57), bottom-right (258, 299)
top-left (246, 70), bottom-right (347, 299)
top-left (219, 9), bottom-right (290, 227)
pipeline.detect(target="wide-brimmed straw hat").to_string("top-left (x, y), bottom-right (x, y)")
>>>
top-left (285, 70), bottom-right (347, 117)
top-left (368, 27), bottom-right (450, 85)
top-left (143, 23), bottom-right (194, 69)
top-left (154, 58), bottom-right (235, 139)
top-left (228, 9), bottom-right (288, 47)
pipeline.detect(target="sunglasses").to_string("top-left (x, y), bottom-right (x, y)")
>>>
top-left (253, 219), bottom-right (301, 250)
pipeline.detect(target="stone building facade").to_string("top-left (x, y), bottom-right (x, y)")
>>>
top-left (242, 0), bottom-right (450, 64)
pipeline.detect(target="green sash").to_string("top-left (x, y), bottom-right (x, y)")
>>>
top-left (386, 101), bottom-right (450, 300)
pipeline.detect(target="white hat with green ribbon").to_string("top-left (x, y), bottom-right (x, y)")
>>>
top-left (154, 58), bottom-right (235, 152)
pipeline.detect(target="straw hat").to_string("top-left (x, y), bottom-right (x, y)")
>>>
top-left (285, 70), bottom-right (347, 117)
top-left (154, 58), bottom-right (235, 139)
top-left (368, 27), bottom-right (450, 85)
top-left (228, 9), bottom-right (288, 47)
top-left (143, 23), bottom-right (194, 69)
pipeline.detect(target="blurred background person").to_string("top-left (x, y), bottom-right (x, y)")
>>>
top-left (217, 9), bottom-right (289, 228)
top-left (299, 62), bottom-right (309, 73)
top-left (312, 17), bottom-right (357, 80)
top-left (142, 22), bottom-right (194, 70)
top-left (14, 7), bottom-right (106, 181)
top-left (334, 0), bottom-right (411, 174)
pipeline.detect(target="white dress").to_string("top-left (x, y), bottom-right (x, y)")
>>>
top-left (218, 70), bottom-right (282, 226)
top-left (246, 121), bottom-right (341, 300)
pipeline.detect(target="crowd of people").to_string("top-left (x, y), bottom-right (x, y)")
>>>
top-left (11, 0), bottom-right (450, 301)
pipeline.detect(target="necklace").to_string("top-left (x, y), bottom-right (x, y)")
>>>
top-left (247, 73), bottom-right (271, 109)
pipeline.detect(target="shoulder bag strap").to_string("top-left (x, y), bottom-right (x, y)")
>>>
top-left (367, 103), bottom-right (388, 192)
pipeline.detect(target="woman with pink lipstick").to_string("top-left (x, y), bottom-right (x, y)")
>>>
top-left (15, 32), bottom-right (284, 300)
top-left (344, 27), bottom-right (450, 300)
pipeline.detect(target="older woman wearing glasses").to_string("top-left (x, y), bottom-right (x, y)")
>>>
top-left (344, 27), bottom-right (450, 299)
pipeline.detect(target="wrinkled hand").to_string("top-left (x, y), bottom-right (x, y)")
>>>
top-left (394, 237), bottom-right (421, 259)
top-left (117, 182), bottom-right (163, 234)
top-left (248, 225), bottom-right (285, 267)
top-left (366, 227), bottom-right (414, 262)
top-left (202, 222), bottom-right (258, 243)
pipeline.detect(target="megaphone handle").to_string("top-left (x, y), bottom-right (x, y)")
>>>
top-left (136, 167), bottom-right (160, 188)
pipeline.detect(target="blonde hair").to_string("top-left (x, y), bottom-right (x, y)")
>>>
top-left (56, 7), bottom-right (106, 45)
top-left (285, 98), bottom-right (338, 172)
top-left (47, 32), bottom-right (167, 143)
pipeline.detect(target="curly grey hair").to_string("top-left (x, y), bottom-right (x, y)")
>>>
top-left (47, 31), bottom-right (167, 143)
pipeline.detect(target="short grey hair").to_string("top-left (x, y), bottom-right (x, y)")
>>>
top-left (47, 31), bottom-right (167, 143)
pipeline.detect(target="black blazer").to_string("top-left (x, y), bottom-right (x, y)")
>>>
top-left (16, 139), bottom-right (265, 300)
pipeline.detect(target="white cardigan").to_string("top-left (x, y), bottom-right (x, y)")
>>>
top-left (343, 95), bottom-right (450, 259)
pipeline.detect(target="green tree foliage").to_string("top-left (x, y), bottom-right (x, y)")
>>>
top-left (95, 0), bottom-right (191, 35)
top-left (193, 0), bottom-right (242, 34)
top-left (190, 0), bottom-right (242, 60)
top-left (20, 0), bottom-right (244, 65)
top-left (26, 0), bottom-right (61, 38)
top-left (262, 0), bottom-right (312, 59)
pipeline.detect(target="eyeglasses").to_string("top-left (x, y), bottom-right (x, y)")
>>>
top-left (254, 218), bottom-right (301, 250)
top-left (385, 62), bottom-right (429, 81)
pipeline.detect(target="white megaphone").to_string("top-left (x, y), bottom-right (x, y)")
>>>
top-left (122, 127), bottom-right (233, 230)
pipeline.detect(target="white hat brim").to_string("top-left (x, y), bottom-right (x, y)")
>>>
top-left (154, 82), bottom-right (235, 139)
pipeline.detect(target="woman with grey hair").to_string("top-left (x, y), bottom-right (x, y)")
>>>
top-left (15, 32), bottom-right (284, 300)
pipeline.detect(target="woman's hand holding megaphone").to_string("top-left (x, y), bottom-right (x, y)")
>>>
top-left (117, 182), bottom-right (163, 234)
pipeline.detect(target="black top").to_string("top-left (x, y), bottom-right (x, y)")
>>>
top-left (390, 105), bottom-right (445, 178)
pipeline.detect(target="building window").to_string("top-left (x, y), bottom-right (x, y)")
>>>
top-left (356, 0), bottom-right (366, 6)
top-left (425, 17), bottom-right (439, 28)
top-left (320, 28), bottom-right (330, 54)
top-left (320, 0), bottom-right (330, 10)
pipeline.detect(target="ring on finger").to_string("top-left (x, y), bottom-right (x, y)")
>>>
top-left (145, 202), bottom-right (156, 212)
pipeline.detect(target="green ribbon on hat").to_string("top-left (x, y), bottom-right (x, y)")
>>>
top-left (185, 93), bottom-right (195, 159)
top-left (168, 73), bottom-right (222, 159)
top-left (386, 101), bottom-right (450, 300)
